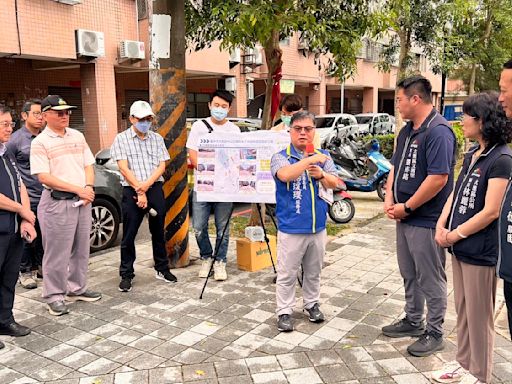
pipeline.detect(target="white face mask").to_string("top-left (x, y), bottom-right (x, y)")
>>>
top-left (211, 107), bottom-right (228, 121)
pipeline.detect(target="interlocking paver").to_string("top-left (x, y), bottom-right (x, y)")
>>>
top-left (4, 217), bottom-right (511, 383)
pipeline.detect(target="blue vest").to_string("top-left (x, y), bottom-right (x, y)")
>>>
top-left (449, 144), bottom-right (512, 266)
top-left (393, 110), bottom-right (456, 228)
top-left (274, 145), bottom-right (328, 234)
top-left (498, 162), bottom-right (512, 282)
top-left (0, 152), bottom-right (22, 234)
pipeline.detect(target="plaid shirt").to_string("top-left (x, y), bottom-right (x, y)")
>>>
top-left (271, 146), bottom-right (336, 177)
top-left (110, 127), bottom-right (170, 187)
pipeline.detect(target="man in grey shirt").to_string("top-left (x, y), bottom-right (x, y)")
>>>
top-left (7, 99), bottom-right (44, 289)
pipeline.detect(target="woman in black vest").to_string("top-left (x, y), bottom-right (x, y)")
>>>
top-left (432, 93), bottom-right (512, 384)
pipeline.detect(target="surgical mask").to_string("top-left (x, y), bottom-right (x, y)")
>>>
top-left (135, 120), bottom-right (152, 134)
top-left (211, 107), bottom-right (228, 121)
top-left (281, 115), bottom-right (292, 127)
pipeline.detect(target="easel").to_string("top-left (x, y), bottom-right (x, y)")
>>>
top-left (199, 202), bottom-right (278, 299)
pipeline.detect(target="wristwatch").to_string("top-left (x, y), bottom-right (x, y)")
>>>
top-left (404, 202), bottom-right (413, 214)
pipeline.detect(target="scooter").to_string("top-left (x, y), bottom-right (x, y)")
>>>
top-left (332, 139), bottom-right (391, 201)
top-left (328, 177), bottom-right (355, 224)
top-left (326, 131), bottom-right (367, 177)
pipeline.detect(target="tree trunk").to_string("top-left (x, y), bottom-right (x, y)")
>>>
top-left (248, 29), bottom-right (282, 226)
top-left (260, 29), bottom-right (283, 130)
top-left (468, 63), bottom-right (477, 96)
top-left (393, 29), bottom-right (411, 146)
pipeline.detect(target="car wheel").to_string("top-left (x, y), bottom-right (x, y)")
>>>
top-left (90, 198), bottom-right (120, 253)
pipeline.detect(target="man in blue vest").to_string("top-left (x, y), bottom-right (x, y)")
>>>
top-left (498, 59), bottom-right (512, 339)
top-left (271, 111), bottom-right (339, 332)
top-left (382, 76), bottom-right (456, 356)
top-left (0, 104), bottom-right (37, 350)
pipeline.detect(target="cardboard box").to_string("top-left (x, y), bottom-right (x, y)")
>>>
top-left (236, 235), bottom-right (277, 272)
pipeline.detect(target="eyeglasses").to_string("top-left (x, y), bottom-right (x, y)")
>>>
top-left (291, 126), bottom-right (315, 133)
top-left (457, 114), bottom-right (478, 122)
top-left (30, 111), bottom-right (42, 117)
top-left (47, 110), bottom-right (72, 117)
top-left (0, 121), bottom-right (15, 129)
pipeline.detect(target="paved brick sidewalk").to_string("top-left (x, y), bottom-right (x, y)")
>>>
top-left (1, 218), bottom-right (511, 384)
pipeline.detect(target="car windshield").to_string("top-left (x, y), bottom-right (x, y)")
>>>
top-left (315, 117), bottom-right (336, 128)
top-left (356, 116), bottom-right (373, 124)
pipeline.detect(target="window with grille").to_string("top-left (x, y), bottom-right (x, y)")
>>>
top-left (137, 0), bottom-right (148, 20)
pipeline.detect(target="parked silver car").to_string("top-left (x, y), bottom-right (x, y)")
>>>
top-left (315, 113), bottom-right (359, 147)
top-left (355, 113), bottom-right (395, 135)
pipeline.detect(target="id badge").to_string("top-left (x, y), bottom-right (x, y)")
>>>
top-left (318, 182), bottom-right (334, 205)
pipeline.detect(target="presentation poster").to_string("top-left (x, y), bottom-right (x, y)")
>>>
top-left (195, 131), bottom-right (290, 203)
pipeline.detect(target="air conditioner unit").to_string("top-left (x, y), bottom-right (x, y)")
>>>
top-left (225, 77), bottom-right (237, 92)
top-left (253, 48), bottom-right (263, 66)
top-left (75, 29), bottom-right (105, 57)
top-left (229, 48), bottom-right (241, 63)
top-left (52, 0), bottom-right (82, 4)
top-left (247, 82), bottom-right (254, 100)
top-left (119, 40), bottom-right (145, 60)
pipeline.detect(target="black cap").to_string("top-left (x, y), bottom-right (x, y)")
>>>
top-left (41, 95), bottom-right (77, 112)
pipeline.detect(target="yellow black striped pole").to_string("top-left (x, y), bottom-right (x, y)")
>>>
top-left (150, 0), bottom-right (189, 268)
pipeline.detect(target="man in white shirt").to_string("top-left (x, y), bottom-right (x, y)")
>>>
top-left (186, 90), bottom-right (240, 281)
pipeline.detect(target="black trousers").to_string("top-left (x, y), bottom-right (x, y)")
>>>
top-left (20, 205), bottom-right (43, 273)
top-left (505, 280), bottom-right (512, 340)
top-left (119, 183), bottom-right (169, 279)
top-left (0, 232), bottom-right (23, 325)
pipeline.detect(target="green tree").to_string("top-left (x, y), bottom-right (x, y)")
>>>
top-left (376, 0), bottom-right (453, 132)
top-left (447, 0), bottom-right (512, 95)
top-left (185, 0), bottom-right (370, 130)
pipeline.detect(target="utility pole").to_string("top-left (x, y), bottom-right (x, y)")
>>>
top-left (149, 0), bottom-right (189, 267)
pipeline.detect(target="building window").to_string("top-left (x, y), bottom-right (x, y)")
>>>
top-left (280, 37), bottom-right (290, 46)
top-left (137, 0), bottom-right (148, 20)
top-left (187, 93), bottom-right (210, 118)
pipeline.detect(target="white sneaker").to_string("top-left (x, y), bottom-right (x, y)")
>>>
top-left (198, 258), bottom-right (213, 278)
top-left (213, 261), bottom-right (227, 281)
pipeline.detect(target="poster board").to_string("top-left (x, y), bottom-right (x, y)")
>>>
top-left (195, 130), bottom-right (290, 203)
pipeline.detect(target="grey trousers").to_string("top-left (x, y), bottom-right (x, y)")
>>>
top-left (38, 189), bottom-right (92, 304)
top-left (276, 230), bottom-right (326, 316)
top-left (452, 256), bottom-right (497, 383)
top-left (396, 222), bottom-right (447, 335)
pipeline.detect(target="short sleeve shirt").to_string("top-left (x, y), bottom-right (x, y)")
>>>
top-left (30, 127), bottom-right (95, 188)
top-left (270, 146), bottom-right (337, 178)
top-left (110, 127), bottom-right (170, 186)
top-left (186, 118), bottom-right (240, 151)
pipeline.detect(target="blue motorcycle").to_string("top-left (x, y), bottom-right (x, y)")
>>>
top-left (329, 138), bottom-right (391, 201)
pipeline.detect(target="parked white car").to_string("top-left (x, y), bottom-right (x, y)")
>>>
top-left (355, 113), bottom-right (395, 135)
top-left (315, 113), bottom-right (360, 147)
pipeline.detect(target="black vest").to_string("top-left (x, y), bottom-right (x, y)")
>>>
top-left (449, 144), bottom-right (512, 266)
top-left (0, 152), bottom-right (22, 234)
top-left (498, 173), bottom-right (512, 282)
top-left (393, 109), bottom-right (456, 228)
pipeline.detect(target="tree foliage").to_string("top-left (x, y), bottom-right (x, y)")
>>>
top-left (185, 0), bottom-right (371, 129)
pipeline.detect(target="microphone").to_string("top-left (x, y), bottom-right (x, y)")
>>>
top-left (306, 143), bottom-right (315, 156)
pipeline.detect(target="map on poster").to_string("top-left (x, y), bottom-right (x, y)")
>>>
top-left (195, 130), bottom-right (290, 203)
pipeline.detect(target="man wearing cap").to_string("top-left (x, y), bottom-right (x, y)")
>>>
top-left (110, 100), bottom-right (176, 293)
top-left (0, 104), bottom-right (37, 349)
top-left (30, 95), bottom-right (101, 316)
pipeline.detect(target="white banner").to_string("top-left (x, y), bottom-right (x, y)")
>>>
top-left (195, 130), bottom-right (290, 203)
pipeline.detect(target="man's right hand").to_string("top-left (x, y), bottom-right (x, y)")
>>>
top-left (77, 187), bottom-right (95, 203)
top-left (383, 199), bottom-right (395, 220)
top-left (18, 206), bottom-right (36, 226)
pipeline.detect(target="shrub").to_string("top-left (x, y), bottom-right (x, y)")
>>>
top-left (364, 134), bottom-right (395, 159)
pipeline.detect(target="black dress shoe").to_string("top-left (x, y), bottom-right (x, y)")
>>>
top-left (0, 322), bottom-right (31, 337)
top-left (0, 340), bottom-right (4, 349)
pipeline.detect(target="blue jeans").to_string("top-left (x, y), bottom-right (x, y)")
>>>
top-left (192, 192), bottom-right (233, 263)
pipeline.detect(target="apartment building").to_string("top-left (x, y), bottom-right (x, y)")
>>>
top-left (0, 0), bottom-right (441, 152)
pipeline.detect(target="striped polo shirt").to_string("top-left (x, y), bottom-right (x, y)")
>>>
top-left (30, 126), bottom-right (95, 188)
top-left (110, 126), bottom-right (170, 187)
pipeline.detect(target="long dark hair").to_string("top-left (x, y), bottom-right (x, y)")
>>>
top-left (462, 92), bottom-right (512, 145)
